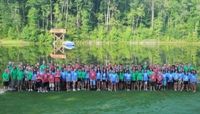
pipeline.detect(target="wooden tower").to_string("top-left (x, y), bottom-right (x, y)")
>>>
top-left (50, 28), bottom-right (66, 59)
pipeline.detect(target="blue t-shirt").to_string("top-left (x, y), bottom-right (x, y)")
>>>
top-left (167, 73), bottom-right (173, 82)
top-left (143, 73), bottom-right (148, 81)
top-left (178, 73), bottom-right (183, 81)
top-left (173, 73), bottom-right (179, 80)
top-left (190, 74), bottom-right (197, 83)
top-left (66, 71), bottom-right (71, 81)
top-left (183, 74), bottom-right (189, 81)
top-left (71, 71), bottom-right (77, 81)
top-left (108, 72), bottom-right (113, 81)
top-left (101, 72), bottom-right (107, 81)
top-left (96, 72), bottom-right (101, 80)
top-left (125, 73), bottom-right (131, 81)
top-left (61, 71), bottom-right (66, 80)
top-left (111, 73), bottom-right (117, 82)
top-left (32, 73), bottom-right (37, 81)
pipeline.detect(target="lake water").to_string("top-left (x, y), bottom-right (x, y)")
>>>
top-left (0, 44), bottom-right (200, 74)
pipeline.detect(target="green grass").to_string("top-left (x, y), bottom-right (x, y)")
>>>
top-left (0, 88), bottom-right (200, 114)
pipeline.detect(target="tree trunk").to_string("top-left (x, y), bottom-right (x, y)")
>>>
top-left (151, 0), bottom-right (154, 30)
top-left (106, 0), bottom-right (110, 31)
top-left (50, 0), bottom-right (53, 28)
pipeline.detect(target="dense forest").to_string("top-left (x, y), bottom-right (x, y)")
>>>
top-left (0, 0), bottom-right (200, 42)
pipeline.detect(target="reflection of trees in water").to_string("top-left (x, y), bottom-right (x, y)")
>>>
top-left (0, 45), bottom-right (200, 70)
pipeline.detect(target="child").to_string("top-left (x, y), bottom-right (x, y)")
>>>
top-left (101, 68), bottom-right (107, 90)
top-left (54, 69), bottom-right (61, 91)
top-left (189, 71), bottom-right (197, 93)
top-left (124, 70), bottom-right (131, 91)
top-left (143, 70), bottom-right (148, 91)
top-left (182, 72), bottom-right (189, 91)
top-left (162, 71), bottom-right (167, 91)
top-left (36, 72), bottom-right (43, 93)
top-left (178, 71), bottom-right (184, 91)
top-left (17, 67), bottom-right (24, 92)
top-left (72, 68), bottom-right (78, 91)
top-left (2, 69), bottom-right (9, 90)
top-left (89, 68), bottom-right (96, 90)
top-left (96, 68), bottom-right (101, 91)
top-left (149, 71), bottom-right (156, 91)
top-left (27, 67), bottom-right (33, 91)
top-left (61, 68), bottom-right (66, 91)
top-left (110, 70), bottom-right (118, 92)
top-left (137, 70), bottom-right (143, 91)
top-left (49, 71), bottom-right (55, 91)
top-left (32, 67), bottom-right (37, 91)
top-left (173, 71), bottom-right (179, 91)
top-left (77, 68), bottom-right (82, 91)
top-left (42, 70), bottom-right (49, 92)
top-left (11, 66), bottom-right (18, 90)
top-left (157, 72), bottom-right (163, 91)
top-left (118, 69), bottom-right (124, 90)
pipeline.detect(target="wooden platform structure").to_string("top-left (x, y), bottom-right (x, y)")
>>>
top-left (50, 28), bottom-right (66, 59)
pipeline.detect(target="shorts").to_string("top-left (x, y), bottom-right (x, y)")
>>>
top-left (36, 80), bottom-right (42, 88)
top-left (49, 83), bottom-right (55, 88)
top-left (66, 78), bottom-right (71, 82)
top-left (17, 80), bottom-right (23, 86)
top-left (84, 78), bottom-right (89, 83)
top-left (11, 80), bottom-right (17, 87)
top-left (90, 80), bottom-right (96, 86)
top-left (78, 78), bottom-right (82, 81)
top-left (119, 80), bottom-right (124, 83)
top-left (184, 81), bottom-right (188, 85)
top-left (143, 81), bottom-right (148, 85)
top-left (131, 81), bottom-right (136, 83)
top-left (111, 81), bottom-right (116, 84)
top-left (43, 82), bottom-right (49, 87)
top-left (97, 79), bottom-right (101, 82)
top-left (150, 81), bottom-right (156, 86)
top-left (126, 81), bottom-right (131, 85)
top-left (174, 80), bottom-right (178, 83)
top-left (3, 81), bottom-right (9, 86)
top-left (102, 80), bottom-right (107, 83)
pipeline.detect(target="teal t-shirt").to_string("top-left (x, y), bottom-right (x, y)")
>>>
top-left (17, 70), bottom-right (24, 80)
top-left (2, 72), bottom-right (9, 81)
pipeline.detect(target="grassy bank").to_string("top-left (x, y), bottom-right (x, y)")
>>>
top-left (0, 88), bottom-right (200, 114)
top-left (0, 39), bottom-right (31, 46)
top-left (74, 39), bottom-right (200, 46)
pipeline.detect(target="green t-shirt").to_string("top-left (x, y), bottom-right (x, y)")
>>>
top-left (77, 70), bottom-right (82, 78)
top-left (17, 70), bottom-right (24, 80)
top-left (82, 71), bottom-right (87, 79)
top-left (119, 72), bottom-right (124, 80)
top-left (147, 70), bottom-right (153, 76)
top-left (11, 68), bottom-right (18, 80)
top-left (184, 66), bottom-right (188, 72)
top-left (137, 72), bottom-right (143, 81)
top-left (131, 72), bottom-right (137, 81)
top-left (2, 72), bottom-right (9, 81)
top-left (27, 71), bottom-right (33, 80)
top-left (40, 64), bottom-right (46, 72)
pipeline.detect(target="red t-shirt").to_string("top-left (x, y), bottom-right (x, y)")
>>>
top-left (89, 71), bottom-right (96, 80)
top-left (54, 71), bottom-right (60, 82)
top-left (49, 74), bottom-right (54, 83)
top-left (36, 74), bottom-right (43, 82)
top-left (43, 73), bottom-right (49, 83)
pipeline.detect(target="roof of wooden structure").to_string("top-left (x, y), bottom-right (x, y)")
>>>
top-left (50, 29), bottom-right (66, 33)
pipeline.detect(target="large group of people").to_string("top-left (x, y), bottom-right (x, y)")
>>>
top-left (1, 61), bottom-right (198, 93)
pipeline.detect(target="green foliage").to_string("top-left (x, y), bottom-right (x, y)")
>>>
top-left (0, 0), bottom-right (200, 42)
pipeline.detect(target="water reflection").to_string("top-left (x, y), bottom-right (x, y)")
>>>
top-left (0, 44), bottom-right (199, 74)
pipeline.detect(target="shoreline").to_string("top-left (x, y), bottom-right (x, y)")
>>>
top-left (1, 39), bottom-right (200, 46)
